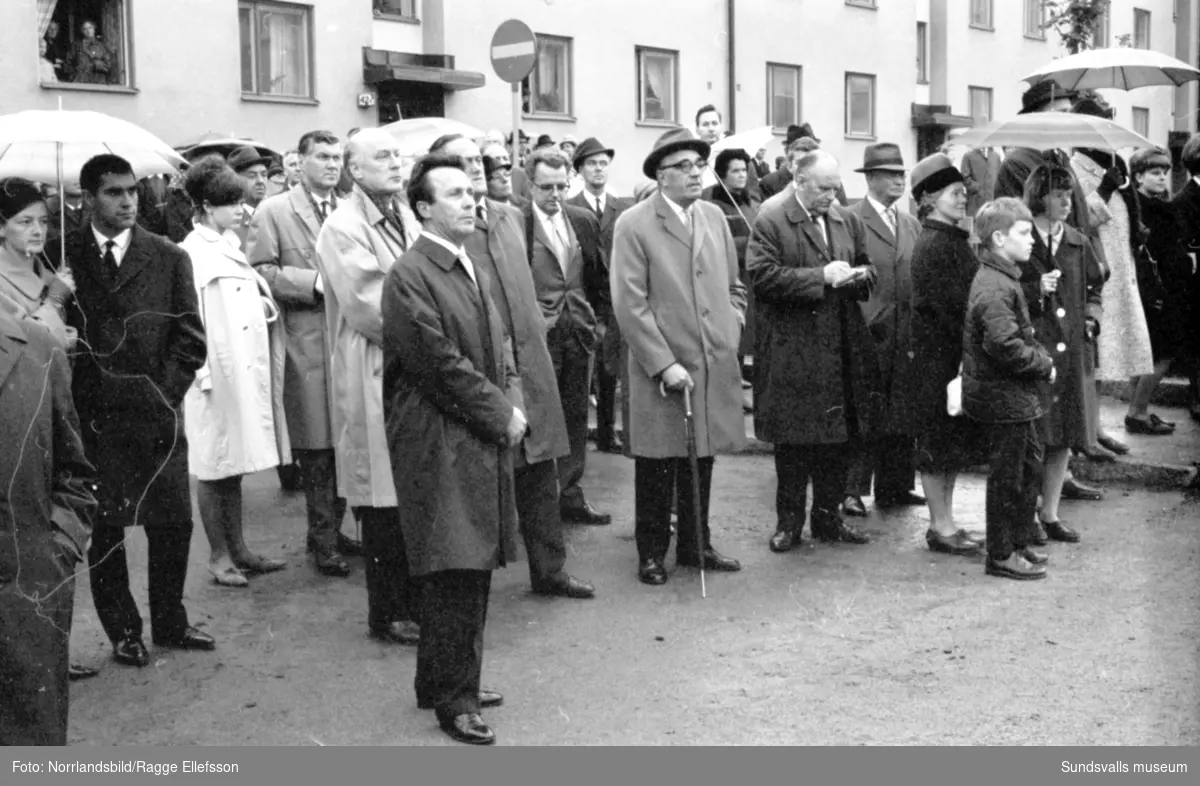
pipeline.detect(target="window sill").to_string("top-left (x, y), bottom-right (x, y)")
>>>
top-left (522, 113), bottom-right (577, 123)
top-left (845, 1), bottom-right (878, 9)
top-left (969, 24), bottom-right (995, 32)
top-left (916, 79), bottom-right (930, 86)
top-left (845, 133), bottom-right (878, 142)
top-left (40, 82), bottom-right (137, 95)
top-left (374, 12), bottom-right (420, 25)
top-left (1024, 33), bottom-right (1048, 42)
top-left (241, 94), bottom-right (319, 106)
top-left (636, 119), bottom-right (681, 129)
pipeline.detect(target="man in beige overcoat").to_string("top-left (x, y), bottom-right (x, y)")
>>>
top-left (314, 128), bottom-right (423, 645)
top-left (611, 127), bottom-right (748, 587)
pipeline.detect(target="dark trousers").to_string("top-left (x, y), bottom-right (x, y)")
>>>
top-left (845, 434), bottom-right (916, 499)
top-left (634, 456), bottom-right (714, 563)
top-left (355, 506), bottom-right (419, 627)
top-left (775, 443), bottom-right (850, 530)
top-left (88, 522), bottom-right (192, 644)
top-left (985, 420), bottom-right (1044, 561)
top-left (595, 361), bottom-right (618, 446)
top-left (548, 319), bottom-right (594, 511)
top-left (415, 569), bottom-right (492, 722)
top-left (0, 554), bottom-right (73, 745)
top-left (296, 448), bottom-right (348, 553)
top-left (515, 458), bottom-right (567, 586)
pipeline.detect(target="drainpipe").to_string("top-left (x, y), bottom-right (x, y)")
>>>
top-left (727, 0), bottom-right (737, 130)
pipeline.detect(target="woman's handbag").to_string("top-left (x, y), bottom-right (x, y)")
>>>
top-left (946, 365), bottom-right (964, 418)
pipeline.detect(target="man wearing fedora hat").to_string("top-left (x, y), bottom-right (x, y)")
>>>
top-left (759, 124), bottom-right (818, 200)
top-left (227, 145), bottom-right (275, 251)
top-left (840, 143), bottom-right (926, 522)
top-left (611, 127), bottom-right (747, 586)
top-left (568, 137), bottom-right (633, 454)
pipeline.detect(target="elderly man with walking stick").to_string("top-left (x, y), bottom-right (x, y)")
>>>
top-left (611, 128), bottom-right (748, 587)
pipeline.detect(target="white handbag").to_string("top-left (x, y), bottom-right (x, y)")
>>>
top-left (946, 365), bottom-right (964, 418)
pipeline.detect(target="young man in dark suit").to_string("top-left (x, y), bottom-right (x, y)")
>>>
top-left (59, 154), bottom-right (211, 668)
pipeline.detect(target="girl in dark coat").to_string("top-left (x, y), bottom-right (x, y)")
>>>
top-left (1021, 165), bottom-right (1099, 544)
top-left (891, 154), bottom-right (983, 556)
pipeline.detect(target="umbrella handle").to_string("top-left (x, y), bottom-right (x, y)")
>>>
top-left (682, 386), bottom-right (693, 418)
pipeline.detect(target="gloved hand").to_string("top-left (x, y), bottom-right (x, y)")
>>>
top-left (1096, 166), bottom-right (1126, 202)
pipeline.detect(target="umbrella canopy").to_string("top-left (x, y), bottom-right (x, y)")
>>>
top-left (703, 125), bottom-right (775, 189)
top-left (1023, 48), bottom-right (1200, 92)
top-left (178, 138), bottom-right (280, 163)
top-left (379, 117), bottom-right (486, 156)
top-left (951, 111), bottom-right (1152, 153)
top-left (0, 109), bottom-right (186, 183)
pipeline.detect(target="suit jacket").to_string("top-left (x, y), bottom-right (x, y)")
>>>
top-left (961, 147), bottom-right (1003, 218)
top-left (610, 193), bottom-right (747, 458)
top-left (522, 202), bottom-right (600, 349)
top-left (758, 166), bottom-right (792, 201)
top-left (465, 198), bottom-right (570, 465)
top-left (746, 200), bottom-right (880, 445)
top-left (382, 235), bottom-right (523, 575)
top-left (566, 190), bottom-right (633, 316)
top-left (845, 198), bottom-right (920, 422)
top-left (247, 185), bottom-right (338, 450)
top-left (753, 158), bottom-right (771, 179)
top-left (58, 225), bottom-right (206, 528)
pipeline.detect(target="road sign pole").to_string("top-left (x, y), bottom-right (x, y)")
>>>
top-left (491, 18), bottom-right (537, 172)
top-left (512, 82), bottom-right (521, 170)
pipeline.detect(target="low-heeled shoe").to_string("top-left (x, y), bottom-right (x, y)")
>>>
top-left (1040, 518), bottom-right (1080, 543)
top-left (1125, 415), bottom-right (1173, 436)
top-left (154, 626), bottom-right (216, 651)
top-left (840, 496), bottom-right (868, 518)
top-left (112, 636), bottom-right (150, 667)
top-left (638, 558), bottom-right (668, 585)
top-left (925, 529), bottom-right (983, 556)
top-left (677, 548), bottom-right (741, 572)
top-left (439, 713), bottom-right (495, 745)
top-left (1018, 547), bottom-right (1048, 565)
top-left (769, 528), bottom-right (801, 553)
top-left (985, 554), bottom-right (1047, 581)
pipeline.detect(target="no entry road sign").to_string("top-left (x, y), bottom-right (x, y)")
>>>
top-left (490, 19), bottom-right (537, 84)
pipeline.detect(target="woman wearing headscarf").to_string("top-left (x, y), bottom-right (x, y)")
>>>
top-left (179, 156), bottom-right (290, 586)
top-left (891, 154), bottom-right (985, 557)
top-left (0, 178), bottom-right (76, 348)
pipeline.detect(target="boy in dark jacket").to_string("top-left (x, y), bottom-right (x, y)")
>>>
top-left (963, 198), bottom-right (1056, 581)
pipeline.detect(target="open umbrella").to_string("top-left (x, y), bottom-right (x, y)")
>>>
top-left (177, 138), bottom-right (280, 163)
top-left (702, 125), bottom-right (775, 189)
top-left (1022, 48), bottom-right (1200, 92)
top-left (380, 117), bottom-right (486, 156)
top-left (951, 111), bottom-right (1152, 153)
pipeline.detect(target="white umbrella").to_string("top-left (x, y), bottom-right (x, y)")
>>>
top-left (379, 117), bottom-right (486, 157)
top-left (951, 111), bottom-right (1152, 153)
top-left (1022, 48), bottom-right (1200, 92)
top-left (703, 126), bottom-right (776, 189)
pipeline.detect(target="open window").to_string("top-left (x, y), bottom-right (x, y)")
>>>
top-left (38, 0), bottom-right (130, 88)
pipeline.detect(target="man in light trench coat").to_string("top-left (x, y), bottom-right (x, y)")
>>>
top-left (611, 128), bottom-right (748, 587)
top-left (314, 128), bottom-right (423, 645)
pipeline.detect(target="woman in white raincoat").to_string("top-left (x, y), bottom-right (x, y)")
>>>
top-left (180, 156), bottom-right (291, 586)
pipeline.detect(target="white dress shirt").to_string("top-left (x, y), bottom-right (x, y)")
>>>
top-left (584, 190), bottom-right (607, 216)
top-left (794, 195), bottom-right (828, 246)
top-left (661, 194), bottom-right (693, 230)
top-left (866, 195), bottom-right (897, 235)
top-left (532, 201), bottom-right (571, 272)
top-left (420, 230), bottom-right (477, 286)
top-left (91, 225), bottom-right (133, 266)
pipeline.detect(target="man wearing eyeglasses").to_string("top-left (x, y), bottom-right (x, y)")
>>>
top-left (521, 148), bottom-right (611, 527)
top-left (611, 128), bottom-right (748, 586)
top-left (481, 144), bottom-right (527, 209)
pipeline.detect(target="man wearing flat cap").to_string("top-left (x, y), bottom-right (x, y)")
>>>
top-left (611, 128), bottom-right (747, 586)
top-left (227, 145), bottom-right (275, 251)
top-left (840, 143), bottom-right (925, 521)
top-left (568, 137), bottom-right (633, 453)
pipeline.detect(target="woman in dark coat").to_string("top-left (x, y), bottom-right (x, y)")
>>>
top-left (891, 154), bottom-right (984, 556)
top-left (706, 148), bottom-right (761, 365)
top-left (1020, 165), bottom-right (1099, 544)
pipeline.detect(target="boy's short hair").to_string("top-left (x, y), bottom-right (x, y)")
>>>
top-left (976, 197), bottom-right (1033, 248)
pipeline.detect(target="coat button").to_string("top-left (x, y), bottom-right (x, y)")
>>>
top-left (702, 309), bottom-right (711, 318)
top-left (1056, 308), bottom-right (1066, 318)
top-left (696, 270), bottom-right (703, 277)
top-left (1056, 342), bottom-right (1066, 353)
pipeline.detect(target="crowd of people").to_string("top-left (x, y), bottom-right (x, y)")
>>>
top-left (1, 79), bottom-right (1198, 748)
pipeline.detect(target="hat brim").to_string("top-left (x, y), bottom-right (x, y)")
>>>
top-left (574, 147), bottom-right (615, 169)
top-left (855, 164), bottom-right (907, 173)
top-left (642, 139), bottom-right (711, 179)
top-left (233, 156), bottom-right (273, 172)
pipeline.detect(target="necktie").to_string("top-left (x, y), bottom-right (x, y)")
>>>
top-left (592, 196), bottom-right (603, 218)
top-left (883, 206), bottom-right (896, 236)
top-left (546, 216), bottom-right (567, 269)
top-left (102, 239), bottom-right (118, 279)
top-left (476, 204), bottom-right (486, 223)
top-left (317, 200), bottom-right (328, 222)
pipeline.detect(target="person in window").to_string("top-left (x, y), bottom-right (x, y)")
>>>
top-left (69, 20), bottom-right (117, 85)
top-left (38, 38), bottom-right (59, 84)
top-left (43, 20), bottom-right (68, 81)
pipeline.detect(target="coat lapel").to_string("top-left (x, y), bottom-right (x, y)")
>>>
top-left (861, 200), bottom-right (897, 249)
top-left (289, 186), bottom-right (321, 242)
top-left (791, 200), bottom-right (830, 262)
top-left (113, 227), bottom-right (154, 289)
top-left (0, 308), bottom-right (27, 391)
top-left (690, 203), bottom-right (706, 265)
top-left (653, 193), bottom-right (692, 250)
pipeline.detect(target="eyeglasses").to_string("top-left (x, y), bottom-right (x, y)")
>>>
top-left (660, 159), bottom-right (708, 175)
top-left (532, 182), bottom-right (571, 192)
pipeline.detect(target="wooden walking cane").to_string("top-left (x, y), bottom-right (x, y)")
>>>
top-left (682, 386), bottom-right (707, 599)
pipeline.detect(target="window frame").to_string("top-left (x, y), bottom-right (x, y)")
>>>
top-left (39, 0), bottom-right (137, 93)
top-left (845, 0), bottom-right (877, 8)
top-left (238, 0), bottom-right (316, 104)
top-left (766, 62), bottom-right (803, 132)
top-left (968, 86), bottom-right (994, 125)
top-left (916, 21), bottom-right (929, 84)
top-left (372, 0), bottom-right (418, 22)
top-left (1133, 8), bottom-right (1151, 50)
top-left (1024, 0), bottom-right (1048, 39)
top-left (844, 72), bottom-right (876, 140)
top-left (1132, 106), bottom-right (1150, 138)
top-left (969, 0), bottom-right (994, 31)
top-left (635, 46), bottom-right (680, 126)
top-left (522, 34), bottom-right (574, 119)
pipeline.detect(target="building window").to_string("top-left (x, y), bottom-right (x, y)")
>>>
top-left (637, 47), bottom-right (678, 124)
top-left (522, 35), bottom-right (572, 117)
top-left (1133, 8), bottom-right (1151, 49)
top-left (373, 0), bottom-right (416, 20)
top-left (767, 63), bottom-right (802, 131)
top-left (916, 21), bottom-right (928, 84)
top-left (845, 73), bottom-right (875, 138)
top-left (38, 0), bottom-right (132, 88)
top-left (1132, 107), bottom-right (1150, 138)
top-left (1024, 0), bottom-right (1047, 38)
top-left (239, 1), bottom-right (313, 100)
top-left (969, 86), bottom-right (993, 124)
top-left (845, 0), bottom-right (876, 7)
top-left (1091, 6), bottom-right (1110, 47)
top-left (970, 0), bottom-right (993, 30)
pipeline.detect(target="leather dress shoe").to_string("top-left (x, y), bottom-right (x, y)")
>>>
top-left (815, 520), bottom-right (870, 544)
top-left (112, 636), bottom-right (149, 667)
top-left (314, 550), bottom-right (352, 577)
top-left (840, 495), bottom-right (868, 518)
top-left (1150, 413), bottom-right (1176, 429)
top-left (337, 533), bottom-right (363, 556)
top-left (1125, 415), bottom-right (1173, 435)
top-left (638, 558), bottom-right (668, 585)
top-left (986, 553), bottom-right (1047, 580)
top-left (596, 437), bottom-right (624, 454)
top-left (562, 502), bottom-right (612, 525)
top-left (439, 713), bottom-right (495, 745)
top-left (876, 491), bottom-right (926, 508)
top-left (154, 626), bottom-right (216, 651)
top-left (69, 663), bottom-right (99, 681)
top-left (478, 689), bottom-right (504, 709)
top-left (1081, 446), bottom-right (1116, 463)
top-left (1041, 518), bottom-right (1080, 543)
top-left (532, 573), bottom-right (595, 599)
top-left (1062, 477), bottom-right (1104, 501)
top-left (925, 529), bottom-right (983, 556)
top-left (1018, 546), bottom-right (1048, 565)
top-left (277, 462), bottom-right (303, 492)
top-left (678, 548), bottom-right (742, 572)
top-left (769, 528), bottom-right (801, 553)
top-left (369, 620), bottom-right (420, 645)
top-left (1097, 434), bottom-right (1130, 455)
